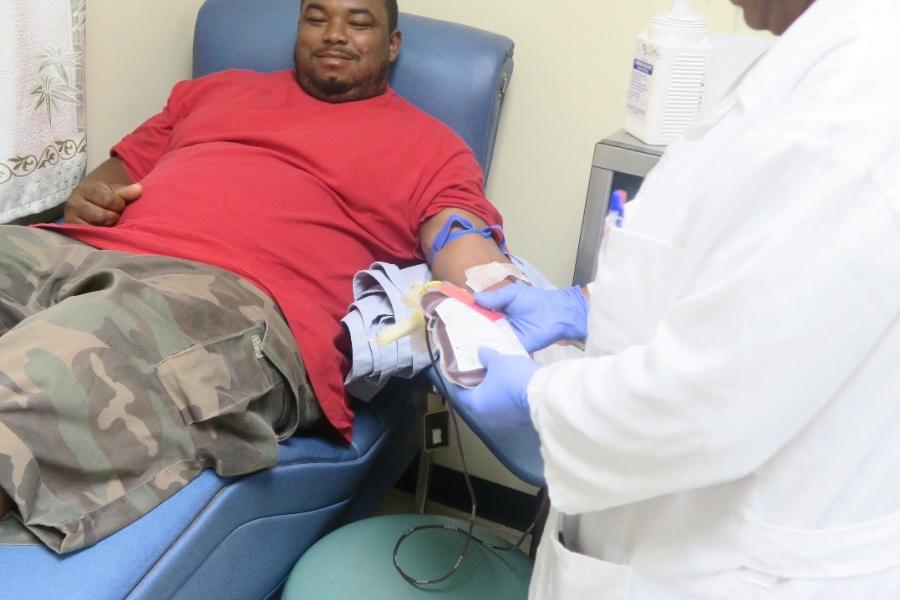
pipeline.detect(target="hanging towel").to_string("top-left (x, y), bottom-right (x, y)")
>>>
top-left (0, 0), bottom-right (87, 222)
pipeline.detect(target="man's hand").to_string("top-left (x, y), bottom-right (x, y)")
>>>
top-left (474, 283), bottom-right (589, 352)
top-left (454, 348), bottom-right (540, 428)
top-left (63, 181), bottom-right (142, 226)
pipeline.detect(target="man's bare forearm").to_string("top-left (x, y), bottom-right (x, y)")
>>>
top-left (81, 156), bottom-right (133, 187)
top-left (419, 208), bottom-right (510, 287)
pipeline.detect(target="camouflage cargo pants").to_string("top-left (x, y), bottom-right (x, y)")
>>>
top-left (0, 225), bottom-right (319, 553)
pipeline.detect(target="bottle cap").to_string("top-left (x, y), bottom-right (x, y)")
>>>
top-left (649, 0), bottom-right (708, 42)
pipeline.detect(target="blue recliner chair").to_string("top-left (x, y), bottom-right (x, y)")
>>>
top-left (0, 2), bottom-right (514, 599)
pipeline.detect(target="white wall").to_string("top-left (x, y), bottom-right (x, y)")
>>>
top-left (84, 0), bottom-right (766, 494)
top-left (85, 0), bottom-right (206, 167)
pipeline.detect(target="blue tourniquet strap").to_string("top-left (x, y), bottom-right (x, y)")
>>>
top-left (427, 215), bottom-right (509, 264)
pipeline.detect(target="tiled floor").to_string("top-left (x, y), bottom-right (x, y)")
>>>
top-left (376, 489), bottom-right (532, 550)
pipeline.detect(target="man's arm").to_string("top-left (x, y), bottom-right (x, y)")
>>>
top-left (63, 156), bottom-right (142, 226)
top-left (65, 77), bottom-right (184, 226)
top-left (419, 207), bottom-right (510, 287)
top-left (422, 208), bottom-right (591, 353)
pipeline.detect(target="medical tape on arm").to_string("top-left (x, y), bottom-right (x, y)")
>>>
top-left (464, 262), bottom-right (529, 292)
top-left (427, 214), bottom-right (509, 264)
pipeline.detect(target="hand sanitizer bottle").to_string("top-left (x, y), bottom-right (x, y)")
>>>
top-left (624, 0), bottom-right (712, 146)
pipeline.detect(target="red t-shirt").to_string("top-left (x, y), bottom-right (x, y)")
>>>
top-left (40, 69), bottom-right (501, 441)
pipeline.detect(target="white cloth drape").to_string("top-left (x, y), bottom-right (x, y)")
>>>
top-left (0, 0), bottom-right (86, 222)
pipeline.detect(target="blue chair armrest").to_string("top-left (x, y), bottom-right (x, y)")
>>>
top-left (430, 368), bottom-right (546, 489)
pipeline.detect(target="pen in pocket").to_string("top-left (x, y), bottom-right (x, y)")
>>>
top-left (609, 189), bottom-right (627, 227)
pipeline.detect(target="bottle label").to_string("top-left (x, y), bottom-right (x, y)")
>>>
top-left (627, 58), bottom-right (654, 117)
top-left (633, 59), bottom-right (654, 75)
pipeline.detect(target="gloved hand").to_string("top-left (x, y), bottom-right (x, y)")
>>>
top-left (454, 348), bottom-right (540, 428)
top-left (474, 282), bottom-right (588, 352)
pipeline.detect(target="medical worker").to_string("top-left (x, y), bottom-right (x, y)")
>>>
top-left (457, 0), bottom-right (900, 597)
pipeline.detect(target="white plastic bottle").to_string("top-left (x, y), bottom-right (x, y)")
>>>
top-left (624, 0), bottom-right (712, 146)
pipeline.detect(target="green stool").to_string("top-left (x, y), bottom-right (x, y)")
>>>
top-left (282, 514), bottom-right (533, 599)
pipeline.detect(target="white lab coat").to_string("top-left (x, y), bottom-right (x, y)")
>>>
top-left (528, 0), bottom-right (900, 597)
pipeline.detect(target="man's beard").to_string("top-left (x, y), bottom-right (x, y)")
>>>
top-left (295, 58), bottom-right (390, 103)
top-left (314, 74), bottom-right (354, 96)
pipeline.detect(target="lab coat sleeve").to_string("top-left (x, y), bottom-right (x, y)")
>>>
top-left (529, 129), bottom-right (900, 515)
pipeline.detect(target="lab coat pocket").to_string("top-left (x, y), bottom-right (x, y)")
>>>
top-left (738, 509), bottom-right (900, 580)
top-left (588, 219), bottom-right (681, 354)
top-left (536, 511), bottom-right (633, 599)
top-left (157, 324), bottom-right (281, 427)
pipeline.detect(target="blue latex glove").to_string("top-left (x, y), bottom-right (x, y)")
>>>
top-left (454, 348), bottom-right (540, 428)
top-left (474, 282), bottom-right (588, 352)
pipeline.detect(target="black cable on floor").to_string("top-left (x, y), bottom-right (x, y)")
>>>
top-left (392, 322), bottom-right (536, 587)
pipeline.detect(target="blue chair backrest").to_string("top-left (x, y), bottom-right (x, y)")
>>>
top-left (193, 0), bottom-right (514, 180)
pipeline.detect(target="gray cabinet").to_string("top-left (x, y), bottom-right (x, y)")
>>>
top-left (573, 130), bottom-right (664, 286)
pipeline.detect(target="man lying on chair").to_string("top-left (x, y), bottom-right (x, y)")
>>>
top-left (0, 0), bottom-right (508, 553)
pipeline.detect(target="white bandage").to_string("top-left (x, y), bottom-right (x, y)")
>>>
top-left (464, 262), bottom-right (529, 292)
